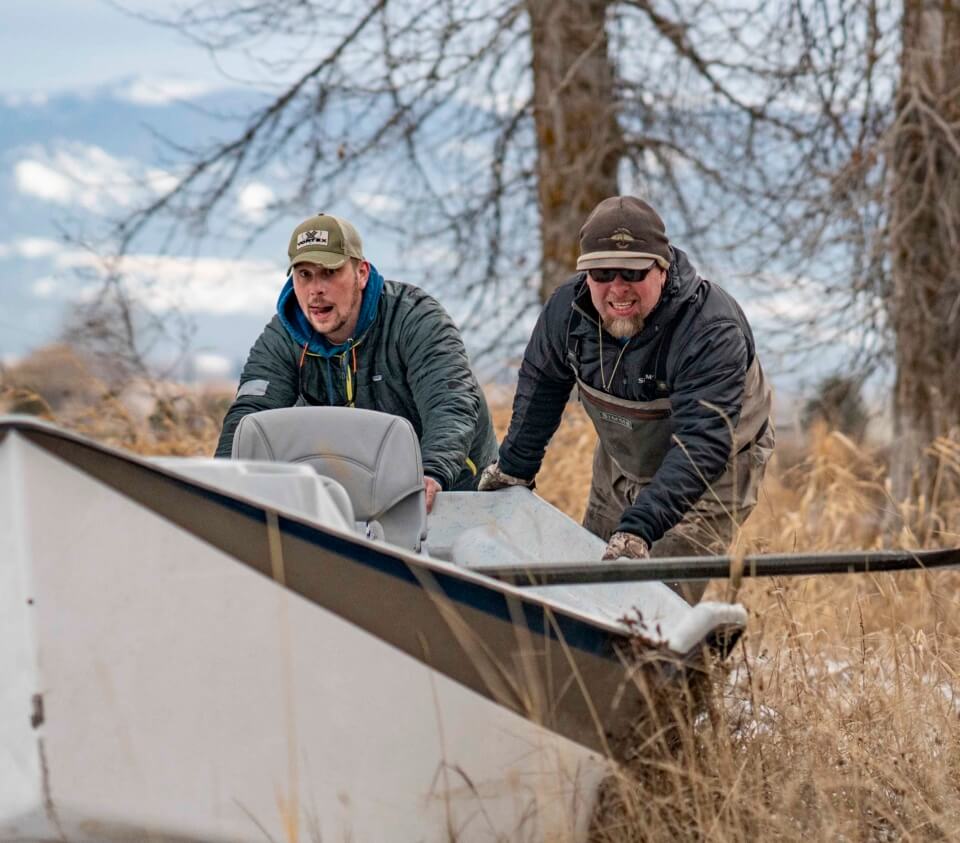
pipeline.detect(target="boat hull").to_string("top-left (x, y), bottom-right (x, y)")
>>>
top-left (0, 427), bottom-right (607, 842)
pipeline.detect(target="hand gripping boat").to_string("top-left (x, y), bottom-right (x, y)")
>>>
top-left (0, 409), bottom-right (747, 843)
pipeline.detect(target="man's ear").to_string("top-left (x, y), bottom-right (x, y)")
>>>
top-left (357, 260), bottom-right (371, 290)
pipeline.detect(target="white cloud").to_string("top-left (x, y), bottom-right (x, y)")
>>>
top-left (352, 191), bottom-right (403, 214)
top-left (115, 77), bottom-right (222, 106)
top-left (13, 144), bottom-right (176, 212)
top-left (455, 87), bottom-right (531, 118)
top-left (31, 278), bottom-right (62, 298)
top-left (238, 182), bottom-right (275, 223)
top-left (0, 237), bottom-right (67, 262)
top-left (10, 237), bottom-right (61, 260)
top-left (192, 352), bottom-right (233, 379)
top-left (14, 160), bottom-right (75, 204)
top-left (29, 249), bottom-right (283, 317)
top-left (2, 91), bottom-right (48, 108)
top-left (415, 244), bottom-right (459, 269)
top-left (744, 287), bottom-right (820, 323)
top-left (18, 237), bottom-right (62, 259)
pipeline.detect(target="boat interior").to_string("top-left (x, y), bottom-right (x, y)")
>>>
top-left (153, 405), bottom-right (743, 654)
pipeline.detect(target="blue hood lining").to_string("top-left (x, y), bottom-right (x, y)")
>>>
top-left (277, 263), bottom-right (385, 356)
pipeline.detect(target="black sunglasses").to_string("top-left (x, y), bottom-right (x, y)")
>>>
top-left (589, 266), bottom-right (657, 283)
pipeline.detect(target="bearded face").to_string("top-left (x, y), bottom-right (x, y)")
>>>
top-left (603, 312), bottom-right (645, 339)
top-left (585, 266), bottom-right (667, 339)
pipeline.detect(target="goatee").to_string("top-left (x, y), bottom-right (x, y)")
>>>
top-left (603, 314), bottom-right (645, 339)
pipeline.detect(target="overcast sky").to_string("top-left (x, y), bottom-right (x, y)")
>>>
top-left (0, 2), bottom-right (454, 379)
top-left (0, 1), bottom-right (835, 398)
top-left (0, 1), bottom-right (279, 376)
top-left (1, 1), bottom-right (223, 96)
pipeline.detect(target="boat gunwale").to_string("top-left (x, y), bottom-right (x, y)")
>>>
top-left (0, 416), bottom-right (638, 653)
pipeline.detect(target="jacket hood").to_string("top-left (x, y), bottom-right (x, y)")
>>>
top-left (572, 246), bottom-right (701, 344)
top-left (661, 246), bottom-right (700, 303)
top-left (277, 263), bottom-right (385, 356)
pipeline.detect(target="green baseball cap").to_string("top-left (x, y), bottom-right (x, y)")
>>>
top-left (287, 213), bottom-right (364, 272)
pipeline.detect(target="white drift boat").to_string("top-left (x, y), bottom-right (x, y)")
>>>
top-left (0, 409), bottom-right (746, 842)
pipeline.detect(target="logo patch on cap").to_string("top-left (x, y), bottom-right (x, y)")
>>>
top-left (610, 228), bottom-right (636, 249)
top-left (297, 229), bottom-right (329, 249)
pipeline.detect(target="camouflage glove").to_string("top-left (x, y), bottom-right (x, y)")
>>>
top-left (477, 462), bottom-right (535, 492)
top-left (602, 531), bottom-right (650, 561)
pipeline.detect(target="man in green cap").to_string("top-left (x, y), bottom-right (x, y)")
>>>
top-left (479, 196), bottom-right (774, 601)
top-left (216, 212), bottom-right (498, 511)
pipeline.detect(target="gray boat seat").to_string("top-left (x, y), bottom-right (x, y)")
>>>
top-left (231, 406), bottom-right (427, 552)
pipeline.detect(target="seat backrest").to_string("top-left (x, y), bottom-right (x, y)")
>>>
top-left (231, 406), bottom-right (427, 552)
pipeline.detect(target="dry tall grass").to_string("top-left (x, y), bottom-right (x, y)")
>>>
top-left (0, 380), bottom-right (228, 455)
top-left (8, 378), bottom-right (960, 841)
top-left (494, 400), bottom-right (960, 842)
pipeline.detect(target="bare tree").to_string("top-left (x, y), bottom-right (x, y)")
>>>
top-left (704, 0), bottom-right (960, 502)
top-left (111, 0), bottom-right (801, 310)
top-left (115, 0), bottom-right (544, 334)
top-left (106, 0), bottom-right (960, 505)
top-left (528, 0), bottom-right (621, 296)
top-left (888, 0), bottom-right (960, 498)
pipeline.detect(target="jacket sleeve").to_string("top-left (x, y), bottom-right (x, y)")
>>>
top-left (397, 296), bottom-right (485, 489)
top-left (214, 321), bottom-right (300, 457)
top-left (616, 320), bottom-right (749, 545)
top-left (497, 291), bottom-right (576, 480)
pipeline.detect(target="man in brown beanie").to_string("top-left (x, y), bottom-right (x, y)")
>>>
top-left (479, 196), bottom-right (773, 601)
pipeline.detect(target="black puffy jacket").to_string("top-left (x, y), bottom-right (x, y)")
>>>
top-left (497, 247), bottom-right (769, 544)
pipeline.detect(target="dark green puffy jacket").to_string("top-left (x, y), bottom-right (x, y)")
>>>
top-left (215, 275), bottom-right (498, 490)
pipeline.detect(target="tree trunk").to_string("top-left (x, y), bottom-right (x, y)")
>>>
top-left (888, 0), bottom-right (960, 504)
top-left (526, 0), bottom-right (623, 301)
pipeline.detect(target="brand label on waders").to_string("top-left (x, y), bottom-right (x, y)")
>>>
top-left (599, 411), bottom-right (634, 430)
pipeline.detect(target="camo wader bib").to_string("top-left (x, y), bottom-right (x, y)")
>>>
top-left (570, 322), bottom-right (774, 601)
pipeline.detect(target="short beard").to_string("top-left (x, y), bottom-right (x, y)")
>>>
top-left (333, 273), bottom-right (364, 334)
top-left (318, 268), bottom-right (364, 340)
top-left (603, 314), bottom-right (645, 338)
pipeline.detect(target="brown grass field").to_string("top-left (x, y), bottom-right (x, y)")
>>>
top-left (514, 402), bottom-right (960, 842)
top-left (5, 377), bottom-right (960, 841)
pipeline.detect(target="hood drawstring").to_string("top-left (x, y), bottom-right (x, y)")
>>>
top-left (344, 340), bottom-right (358, 407)
top-left (294, 341), bottom-right (309, 404)
top-left (298, 336), bottom-right (362, 407)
